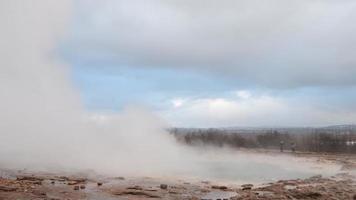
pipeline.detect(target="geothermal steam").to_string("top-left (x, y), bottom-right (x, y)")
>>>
top-left (0, 0), bottom-right (180, 175)
top-left (0, 0), bottom-right (341, 181)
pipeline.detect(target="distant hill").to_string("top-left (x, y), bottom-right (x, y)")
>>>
top-left (171, 124), bottom-right (356, 135)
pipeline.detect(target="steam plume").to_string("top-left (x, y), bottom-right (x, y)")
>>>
top-left (0, 0), bottom-right (179, 175)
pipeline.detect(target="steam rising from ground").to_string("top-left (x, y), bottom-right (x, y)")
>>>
top-left (0, 0), bottom-right (342, 181)
top-left (0, 0), bottom-right (181, 175)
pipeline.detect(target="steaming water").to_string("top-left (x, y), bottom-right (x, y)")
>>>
top-left (0, 1), bottom-right (345, 188)
top-left (169, 148), bottom-right (341, 183)
top-left (193, 159), bottom-right (327, 182)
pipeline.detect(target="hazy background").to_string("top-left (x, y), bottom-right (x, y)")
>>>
top-left (0, 0), bottom-right (353, 179)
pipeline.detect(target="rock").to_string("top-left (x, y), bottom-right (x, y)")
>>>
top-left (113, 189), bottom-right (161, 198)
top-left (97, 182), bottom-right (103, 186)
top-left (160, 184), bottom-right (168, 189)
top-left (67, 181), bottom-right (79, 185)
top-left (66, 177), bottom-right (87, 185)
top-left (290, 190), bottom-right (322, 199)
top-left (211, 185), bottom-right (228, 190)
top-left (0, 186), bottom-right (17, 192)
top-left (16, 176), bottom-right (42, 185)
top-left (16, 176), bottom-right (44, 182)
top-left (145, 188), bottom-right (158, 192)
top-left (32, 190), bottom-right (46, 196)
top-left (241, 184), bottom-right (253, 190)
top-left (127, 185), bottom-right (142, 190)
top-left (80, 185), bottom-right (86, 189)
top-left (73, 185), bottom-right (80, 190)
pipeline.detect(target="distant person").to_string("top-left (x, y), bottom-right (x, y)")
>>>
top-left (280, 140), bottom-right (284, 152)
top-left (291, 142), bottom-right (296, 153)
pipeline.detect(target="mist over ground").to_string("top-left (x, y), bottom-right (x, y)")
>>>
top-left (0, 1), bottom-right (352, 184)
top-left (1, 2), bottom-right (356, 200)
top-left (0, 0), bottom-right (183, 176)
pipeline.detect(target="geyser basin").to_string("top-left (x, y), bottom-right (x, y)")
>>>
top-left (167, 148), bottom-right (342, 183)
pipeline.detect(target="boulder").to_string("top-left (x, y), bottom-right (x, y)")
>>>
top-left (160, 184), bottom-right (168, 189)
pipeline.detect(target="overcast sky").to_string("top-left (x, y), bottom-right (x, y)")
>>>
top-left (60, 0), bottom-right (356, 127)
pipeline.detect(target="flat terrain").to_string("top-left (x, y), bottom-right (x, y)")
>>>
top-left (1, 152), bottom-right (355, 200)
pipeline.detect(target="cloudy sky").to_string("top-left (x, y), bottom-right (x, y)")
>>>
top-left (60, 0), bottom-right (356, 127)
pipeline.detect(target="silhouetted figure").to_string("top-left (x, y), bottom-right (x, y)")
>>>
top-left (291, 142), bottom-right (296, 153)
top-left (280, 140), bottom-right (284, 152)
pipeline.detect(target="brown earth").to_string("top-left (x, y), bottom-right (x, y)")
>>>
top-left (0, 153), bottom-right (355, 200)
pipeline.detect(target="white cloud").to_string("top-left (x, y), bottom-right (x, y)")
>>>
top-left (235, 90), bottom-right (251, 99)
top-left (63, 1), bottom-right (356, 127)
top-left (171, 98), bottom-right (186, 108)
top-left (67, 0), bottom-right (356, 88)
top-left (162, 93), bottom-right (356, 127)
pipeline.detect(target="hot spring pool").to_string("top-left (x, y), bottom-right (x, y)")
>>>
top-left (167, 149), bottom-right (342, 183)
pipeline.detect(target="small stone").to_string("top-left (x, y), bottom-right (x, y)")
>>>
top-left (0, 186), bottom-right (17, 192)
top-left (33, 190), bottom-right (46, 196)
top-left (67, 181), bottom-right (78, 185)
top-left (211, 185), bottom-right (228, 190)
top-left (80, 185), bottom-right (86, 189)
top-left (16, 176), bottom-right (44, 182)
top-left (127, 186), bottom-right (142, 190)
top-left (241, 184), bottom-right (253, 190)
top-left (73, 186), bottom-right (80, 190)
top-left (97, 182), bottom-right (103, 186)
top-left (160, 184), bottom-right (168, 189)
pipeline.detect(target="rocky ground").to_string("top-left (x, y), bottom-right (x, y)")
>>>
top-left (0, 153), bottom-right (355, 200)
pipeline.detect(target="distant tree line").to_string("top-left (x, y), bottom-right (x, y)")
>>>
top-left (170, 127), bottom-right (356, 154)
